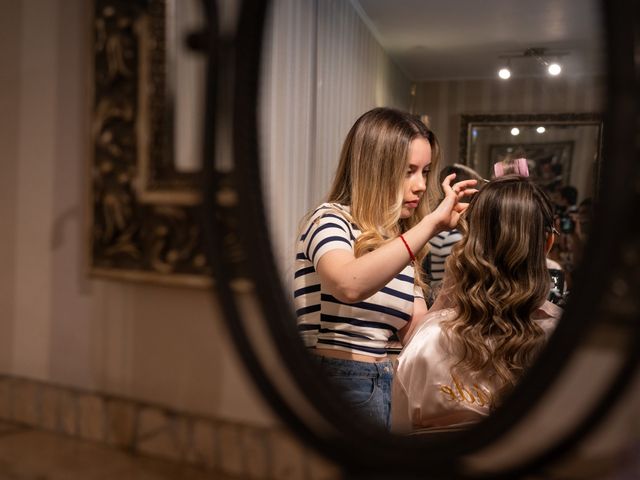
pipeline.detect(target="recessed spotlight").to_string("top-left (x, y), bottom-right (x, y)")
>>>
top-left (548, 63), bottom-right (562, 76)
top-left (498, 67), bottom-right (511, 80)
top-left (511, 127), bottom-right (520, 136)
top-left (536, 126), bottom-right (546, 134)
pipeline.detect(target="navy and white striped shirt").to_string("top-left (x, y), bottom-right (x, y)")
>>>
top-left (294, 203), bottom-right (422, 357)
top-left (427, 229), bottom-right (462, 282)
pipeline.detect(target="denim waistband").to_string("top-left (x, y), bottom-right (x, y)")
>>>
top-left (312, 355), bottom-right (394, 379)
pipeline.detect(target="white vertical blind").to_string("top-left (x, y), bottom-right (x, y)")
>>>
top-left (259, 0), bottom-right (411, 291)
top-left (259, 0), bottom-right (317, 292)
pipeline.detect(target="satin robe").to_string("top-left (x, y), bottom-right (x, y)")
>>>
top-left (391, 301), bottom-right (562, 433)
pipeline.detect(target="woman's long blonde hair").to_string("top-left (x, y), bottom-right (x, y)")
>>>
top-left (326, 108), bottom-right (441, 278)
top-left (441, 176), bottom-right (555, 402)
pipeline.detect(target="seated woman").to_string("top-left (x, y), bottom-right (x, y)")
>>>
top-left (391, 175), bottom-right (563, 433)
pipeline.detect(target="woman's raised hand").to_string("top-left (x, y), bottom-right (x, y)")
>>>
top-left (430, 173), bottom-right (479, 231)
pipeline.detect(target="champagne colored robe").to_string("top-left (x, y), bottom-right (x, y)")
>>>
top-left (391, 301), bottom-right (562, 433)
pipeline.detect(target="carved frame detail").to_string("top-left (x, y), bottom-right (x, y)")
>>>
top-left (89, 0), bottom-right (211, 287)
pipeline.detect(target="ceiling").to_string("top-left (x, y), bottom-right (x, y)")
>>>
top-left (352, 0), bottom-right (605, 81)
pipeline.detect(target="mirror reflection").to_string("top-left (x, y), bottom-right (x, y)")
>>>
top-left (254, 0), bottom-right (605, 432)
top-left (462, 113), bottom-right (602, 291)
top-left (464, 115), bottom-right (602, 196)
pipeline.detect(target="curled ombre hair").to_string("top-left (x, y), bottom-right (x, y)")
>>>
top-left (441, 175), bottom-right (555, 404)
top-left (326, 108), bottom-right (441, 277)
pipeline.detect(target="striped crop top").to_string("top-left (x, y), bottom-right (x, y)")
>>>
top-left (427, 229), bottom-right (462, 282)
top-left (294, 203), bottom-right (423, 357)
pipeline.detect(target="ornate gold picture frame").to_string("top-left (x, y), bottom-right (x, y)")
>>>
top-left (89, 0), bottom-right (211, 287)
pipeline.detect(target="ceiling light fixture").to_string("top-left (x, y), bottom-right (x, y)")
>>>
top-left (498, 58), bottom-right (511, 79)
top-left (548, 62), bottom-right (562, 76)
top-left (497, 47), bottom-right (568, 79)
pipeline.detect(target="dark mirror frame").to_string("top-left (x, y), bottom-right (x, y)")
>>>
top-left (202, 1), bottom-right (639, 478)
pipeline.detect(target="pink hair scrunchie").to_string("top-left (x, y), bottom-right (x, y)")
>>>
top-left (494, 157), bottom-right (529, 178)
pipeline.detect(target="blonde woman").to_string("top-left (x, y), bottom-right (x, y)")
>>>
top-left (392, 175), bottom-right (562, 433)
top-left (294, 107), bottom-right (477, 429)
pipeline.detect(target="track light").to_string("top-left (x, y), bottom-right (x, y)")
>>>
top-left (497, 47), bottom-right (568, 79)
top-left (498, 58), bottom-right (511, 79)
top-left (548, 62), bottom-right (562, 76)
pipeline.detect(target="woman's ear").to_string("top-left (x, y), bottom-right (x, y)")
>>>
top-left (545, 232), bottom-right (555, 255)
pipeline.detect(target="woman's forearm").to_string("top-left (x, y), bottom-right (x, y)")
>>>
top-left (318, 214), bottom-right (441, 303)
top-left (317, 177), bottom-right (476, 303)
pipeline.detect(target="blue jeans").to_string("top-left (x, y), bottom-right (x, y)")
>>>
top-left (313, 355), bottom-right (394, 430)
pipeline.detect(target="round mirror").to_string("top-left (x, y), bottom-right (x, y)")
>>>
top-left (202, 0), bottom-right (639, 477)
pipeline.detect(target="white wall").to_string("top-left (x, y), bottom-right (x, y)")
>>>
top-left (0, 0), bottom-right (274, 427)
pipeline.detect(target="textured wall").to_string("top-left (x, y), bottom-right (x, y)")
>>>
top-left (0, 1), bottom-right (21, 373)
top-left (414, 76), bottom-right (605, 168)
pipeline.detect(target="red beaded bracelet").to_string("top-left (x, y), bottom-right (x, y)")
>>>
top-left (399, 234), bottom-right (416, 263)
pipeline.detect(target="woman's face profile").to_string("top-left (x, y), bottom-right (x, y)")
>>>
top-left (400, 137), bottom-right (431, 219)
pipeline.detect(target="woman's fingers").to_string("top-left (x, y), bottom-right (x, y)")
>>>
top-left (454, 202), bottom-right (470, 214)
top-left (446, 178), bottom-right (478, 199)
top-left (440, 175), bottom-right (457, 202)
top-left (453, 178), bottom-right (479, 200)
top-left (452, 179), bottom-right (478, 192)
top-left (457, 188), bottom-right (479, 199)
top-left (434, 177), bottom-right (479, 229)
top-left (442, 173), bottom-right (457, 187)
